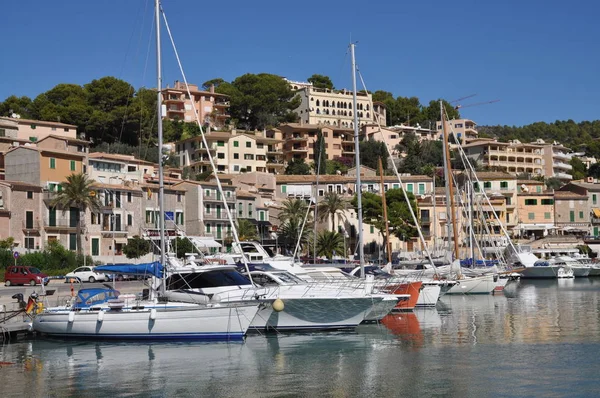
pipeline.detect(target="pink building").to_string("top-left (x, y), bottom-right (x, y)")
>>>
top-left (162, 81), bottom-right (230, 129)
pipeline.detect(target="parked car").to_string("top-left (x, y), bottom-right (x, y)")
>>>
top-left (4, 266), bottom-right (49, 286)
top-left (65, 266), bottom-right (109, 283)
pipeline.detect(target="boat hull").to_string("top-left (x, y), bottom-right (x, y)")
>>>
top-left (250, 297), bottom-right (382, 331)
top-left (417, 284), bottom-right (442, 306)
top-left (33, 304), bottom-right (259, 341)
top-left (520, 266), bottom-right (566, 279)
top-left (382, 281), bottom-right (422, 311)
top-left (445, 274), bottom-right (503, 294)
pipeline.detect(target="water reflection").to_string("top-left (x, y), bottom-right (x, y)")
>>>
top-left (1, 280), bottom-right (600, 397)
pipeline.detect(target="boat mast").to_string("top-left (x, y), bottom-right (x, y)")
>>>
top-left (440, 101), bottom-right (460, 262)
top-left (378, 157), bottom-right (392, 264)
top-left (351, 43), bottom-right (365, 278)
top-left (432, 174), bottom-right (437, 253)
top-left (155, 0), bottom-right (166, 291)
top-left (469, 168), bottom-right (476, 266)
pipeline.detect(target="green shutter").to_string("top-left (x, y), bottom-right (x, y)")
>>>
top-left (570, 211), bottom-right (575, 222)
top-left (91, 238), bottom-right (99, 256)
top-left (282, 185), bottom-right (287, 193)
top-left (25, 211), bottom-right (34, 229)
top-left (69, 207), bottom-right (79, 227)
top-left (49, 208), bottom-right (56, 227)
top-left (50, 158), bottom-right (56, 169)
top-left (70, 160), bottom-right (76, 171)
top-left (69, 233), bottom-right (77, 250)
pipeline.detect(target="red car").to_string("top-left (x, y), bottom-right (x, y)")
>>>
top-left (4, 266), bottom-right (49, 286)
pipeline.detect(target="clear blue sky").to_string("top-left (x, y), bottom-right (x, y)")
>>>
top-left (1, 0), bottom-right (598, 126)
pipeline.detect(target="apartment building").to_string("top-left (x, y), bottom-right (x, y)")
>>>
top-left (535, 139), bottom-right (573, 180)
top-left (0, 116), bottom-right (78, 141)
top-left (88, 152), bottom-right (155, 184)
top-left (463, 139), bottom-right (544, 176)
top-left (272, 123), bottom-right (356, 164)
top-left (436, 119), bottom-right (478, 143)
top-left (228, 132), bottom-right (284, 174)
top-left (515, 192), bottom-right (555, 239)
top-left (176, 132), bottom-right (232, 174)
top-left (559, 181), bottom-right (600, 236)
top-left (364, 124), bottom-right (439, 155)
top-left (288, 82), bottom-right (386, 128)
top-left (4, 145), bottom-right (86, 189)
top-left (553, 191), bottom-right (590, 234)
top-left (174, 180), bottom-right (236, 250)
top-left (162, 81), bottom-right (230, 128)
top-left (0, 181), bottom-right (44, 252)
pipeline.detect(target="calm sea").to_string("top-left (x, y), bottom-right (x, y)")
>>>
top-left (1, 278), bottom-right (600, 398)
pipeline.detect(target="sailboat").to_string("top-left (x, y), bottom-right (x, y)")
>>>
top-left (31, 0), bottom-right (260, 340)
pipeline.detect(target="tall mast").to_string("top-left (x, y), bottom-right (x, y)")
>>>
top-left (440, 101), bottom-right (460, 262)
top-left (378, 157), bottom-right (392, 264)
top-left (469, 169), bottom-right (475, 265)
top-left (432, 174), bottom-right (437, 253)
top-left (351, 43), bottom-right (365, 279)
top-left (155, 0), bottom-right (166, 288)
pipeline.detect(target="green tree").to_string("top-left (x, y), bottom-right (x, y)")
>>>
top-left (215, 73), bottom-right (300, 130)
top-left (589, 163), bottom-right (600, 178)
top-left (545, 177), bottom-right (563, 190)
top-left (237, 218), bottom-right (258, 241)
top-left (570, 157), bottom-right (587, 180)
top-left (315, 230), bottom-right (345, 259)
top-left (31, 83), bottom-right (91, 130)
top-left (277, 217), bottom-right (311, 256)
top-left (122, 236), bottom-right (152, 259)
top-left (202, 78), bottom-right (226, 91)
top-left (278, 198), bottom-right (309, 225)
top-left (326, 159), bottom-right (349, 175)
top-left (173, 237), bottom-right (197, 258)
top-left (317, 192), bottom-right (348, 231)
top-left (0, 237), bottom-right (15, 250)
top-left (421, 99), bottom-right (460, 130)
top-left (0, 95), bottom-right (34, 118)
top-left (359, 140), bottom-right (388, 171)
top-left (285, 158), bottom-right (311, 175)
top-left (50, 173), bottom-right (101, 256)
top-left (313, 130), bottom-right (327, 173)
top-left (307, 74), bottom-right (334, 90)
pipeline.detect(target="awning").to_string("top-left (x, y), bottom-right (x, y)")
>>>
top-left (188, 236), bottom-right (222, 249)
top-left (593, 208), bottom-right (600, 218)
top-left (114, 238), bottom-right (128, 244)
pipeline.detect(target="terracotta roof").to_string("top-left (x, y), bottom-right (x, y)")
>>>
top-left (236, 190), bottom-right (257, 199)
top-left (472, 172), bottom-right (516, 180)
top-left (517, 179), bottom-right (544, 185)
top-left (89, 152), bottom-right (155, 165)
top-left (176, 132), bottom-right (233, 144)
top-left (0, 180), bottom-right (44, 190)
top-left (38, 135), bottom-right (91, 145)
top-left (275, 174), bottom-right (431, 184)
top-left (278, 123), bottom-right (354, 133)
top-left (0, 116), bottom-right (77, 129)
top-left (235, 133), bottom-right (283, 144)
top-left (91, 182), bottom-right (142, 192)
top-left (139, 183), bottom-right (187, 192)
top-left (567, 182), bottom-right (600, 192)
top-left (554, 191), bottom-right (588, 199)
top-left (5, 145), bottom-right (86, 158)
top-left (173, 180), bottom-right (234, 188)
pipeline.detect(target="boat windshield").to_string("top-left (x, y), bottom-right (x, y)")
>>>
top-left (166, 270), bottom-right (251, 290)
top-left (74, 289), bottom-right (121, 309)
top-left (273, 272), bottom-right (304, 284)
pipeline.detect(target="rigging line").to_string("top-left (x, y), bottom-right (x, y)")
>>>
top-left (313, 135), bottom-right (324, 264)
top-left (160, 6), bottom-right (255, 287)
top-left (292, 198), bottom-right (314, 264)
top-left (442, 103), bottom-right (519, 259)
top-left (118, 0), bottom-right (146, 79)
top-left (356, 70), bottom-right (438, 273)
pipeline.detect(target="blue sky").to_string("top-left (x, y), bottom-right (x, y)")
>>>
top-left (1, 0), bottom-right (598, 126)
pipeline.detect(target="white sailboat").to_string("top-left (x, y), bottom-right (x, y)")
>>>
top-left (32, 0), bottom-right (260, 340)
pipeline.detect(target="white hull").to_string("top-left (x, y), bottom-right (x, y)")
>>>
top-left (249, 297), bottom-right (382, 331)
top-left (520, 266), bottom-right (567, 279)
top-left (33, 304), bottom-right (259, 340)
top-left (363, 296), bottom-right (400, 322)
top-left (445, 274), bottom-right (503, 295)
top-left (417, 284), bottom-right (442, 306)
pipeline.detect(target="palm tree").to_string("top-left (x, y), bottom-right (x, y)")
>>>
top-left (51, 173), bottom-right (101, 256)
top-left (278, 198), bottom-right (309, 224)
top-left (277, 217), bottom-right (311, 256)
top-left (317, 192), bottom-right (347, 231)
top-left (236, 218), bottom-right (258, 241)
top-left (315, 230), bottom-right (345, 260)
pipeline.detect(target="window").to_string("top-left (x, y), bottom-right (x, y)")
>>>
top-left (206, 224), bottom-right (211, 233)
top-left (31, 124), bottom-right (37, 130)
top-left (233, 141), bottom-right (239, 147)
top-left (281, 185), bottom-right (287, 194)
top-left (473, 182), bottom-right (480, 192)
top-left (25, 211), bottom-right (34, 229)
top-left (528, 212), bottom-right (535, 220)
top-left (570, 211), bottom-right (575, 222)
top-left (406, 184), bottom-right (413, 193)
top-left (500, 181), bottom-right (508, 189)
top-left (69, 233), bottom-right (77, 251)
top-left (541, 199), bottom-right (554, 205)
top-left (483, 182), bottom-right (492, 189)
top-left (524, 199), bottom-right (538, 206)
top-left (50, 158), bottom-right (56, 169)
top-left (91, 238), bottom-right (99, 256)
top-left (218, 153), bottom-right (225, 159)
top-left (115, 192), bottom-right (121, 208)
top-left (145, 210), bottom-right (154, 224)
top-left (580, 211), bottom-right (584, 219)
top-left (248, 203), bottom-right (253, 217)
top-left (418, 183), bottom-right (425, 195)
top-left (27, 191), bottom-right (33, 199)
top-left (259, 211), bottom-right (265, 221)
top-left (544, 212), bottom-right (551, 219)
top-left (70, 160), bottom-right (76, 171)
top-left (127, 192), bottom-right (132, 203)
top-left (594, 194), bottom-right (598, 205)
top-left (238, 203), bottom-right (243, 217)
top-left (234, 153), bottom-right (239, 159)
top-left (177, 193), bottom-right (182, 203)
top-left (246, 142), bottom-right (251, 148)
top-left (370, 225), bottom-right (374, 234)
top-left (206, 204), bottom-right (211, 214)
top-left (176, 212), bottom-right (184, 225)
top-left (25, 237), bottom-right (35, 250)
top-left (244, 154), bottom-right (254, 160)
top-left (217, 141), bottom-right (225, 147)
top-left (127, 214), bottom-right (133, 226)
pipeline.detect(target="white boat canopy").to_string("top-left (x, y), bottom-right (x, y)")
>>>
top-left (188, 236), bottom-right (222, 249)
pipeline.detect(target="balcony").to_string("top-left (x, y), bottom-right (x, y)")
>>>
top-left (22, 220), bottom-right (41, 234)
top-left (166, 107), bottom-right (185, 114)
top-left (195, 145), bottom-right (217, 154)
top-left (554, 172), bottom-right (573, 180)
top-left (204, 212), bottom-right (232, 221)
top-left (164, 96), bottom-right (184, 103)
top-left (42, 191), bottom-right (57, 204)
top-left (553, 162), bottom-right (572, 171)
top-left (286, 135), bottom-right (308, 142)
top-left (215, 112), bottom-right (230, 119)
top-left (341, 149), bottom-right (356, 155)
top-left (420, 217), bottom-right (431, 224)
top-left (289, 146), bottom-right (309, 153)
top-left (101, 225), bottom-right (129, 237)
top-left (267, 149), bottom-right (284, 155)
top-left (553, 152), bottom-right (571, 161)
top-left (213, 101), bottom-right (230, 107)
top-left (204, 192), bottom-right (236, 202)
top-left (42, 218), bottom-right (74, 231)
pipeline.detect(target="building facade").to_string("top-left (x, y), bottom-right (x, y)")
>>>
top-left (162, 81), bottom-right (230, 128)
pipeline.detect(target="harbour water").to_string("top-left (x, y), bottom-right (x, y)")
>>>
top-left (1, 278), bottom-right (600, 397)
